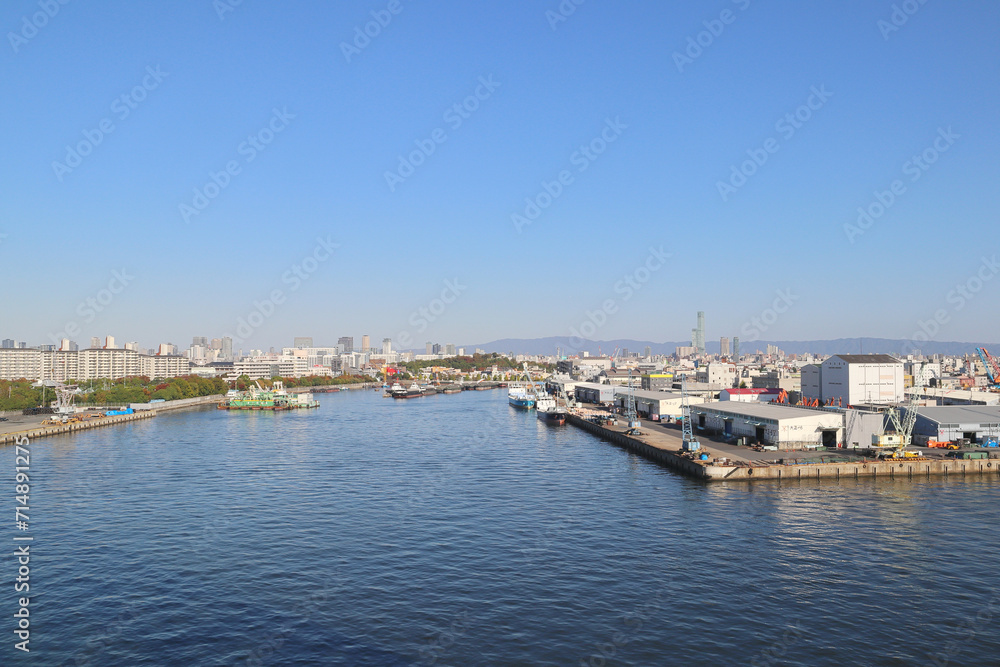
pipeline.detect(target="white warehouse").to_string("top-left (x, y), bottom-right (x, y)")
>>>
top-left (688, 402), bottom-right (844, 450)
top-left (803, 354), bottom-right (903, 406)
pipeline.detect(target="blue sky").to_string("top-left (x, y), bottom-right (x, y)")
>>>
top-left (1, 0), bottom-right (997, 352)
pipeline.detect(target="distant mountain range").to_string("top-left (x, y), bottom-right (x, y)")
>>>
top-left (443, 337), bottom-right (998, 357)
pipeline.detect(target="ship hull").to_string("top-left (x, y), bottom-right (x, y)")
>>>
top-left (537, 410), bottom-right (567, 425)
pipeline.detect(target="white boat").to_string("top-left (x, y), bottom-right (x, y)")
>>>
top-left (535, 393), bottom-right (567, 424)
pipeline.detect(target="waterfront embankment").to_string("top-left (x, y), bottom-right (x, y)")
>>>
top-left (567, 411), bottom-right (1000, 482)
top-left (0, 394), bottom-right (224, 445)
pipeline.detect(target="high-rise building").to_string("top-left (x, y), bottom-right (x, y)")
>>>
top-left (361, 334), bottom-right (371, 352)
top-left (211, 338), bottom-right (222, 350)
top-left (104, 336), bottom-right (116, 349)
top-left (90, 337), bottom-right (101, 349)
top-left (1, 339), bottom-right (13, 349)
top-left (445, 343), bottom-right (456, 356)
top-left (644, 346), bottom-right (652, 358)
top-left (293, 337), bottom-right (313, 349)
top-left (733, 337), bottom-right (740, 362)
top-left (426, 342), bottom-right (433, 355)
top-left (221, 336), bottom-right (233, 360)
top-left (696, 311), bottom-right (706, 355)
top-left (432, 343), bottom-right (442, 355)
top-left (338, 336), bottom-right (354, 354)
top-left (720, 337), bottom-right (730, 357)
top-left (192, 336), bottom-right (209, 347)
top-left (382, 338), bottom-right (392, 354)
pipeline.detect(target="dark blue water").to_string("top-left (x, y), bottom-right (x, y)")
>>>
top-left (3, 388), bottom-right (1000, 666)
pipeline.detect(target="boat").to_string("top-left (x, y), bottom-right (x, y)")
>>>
top-left (508, 363), bottom-right (539, 409)
top-left (218, 381), bottom-right (320, 410)
top-left (422, 386), bottom-right (439, 396)
top-left (508, 385), bottom-right (536, 409)
top-left (442, 385), bottom-right (462, 394)
top-left (535, 394), bottom-right (567, 425)
top-left (389, 382), bottom-right (408, 398)
top-left (404, 382), bottom-right (423, 398)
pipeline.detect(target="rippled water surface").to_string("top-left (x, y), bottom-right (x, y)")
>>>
top-left (4, 388), bottom-right (1000, 665)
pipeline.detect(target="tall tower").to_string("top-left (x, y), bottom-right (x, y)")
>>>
top-left (696, 311), bottom-right (705, 355)
top-left (733, 337), bottom-right (740, 362)
top-left (720, 337), bottom-right (730, 357)
top-left (361, 334), bottom-right (371, 352)
top-left (382, 338), bottom-right (392, 354)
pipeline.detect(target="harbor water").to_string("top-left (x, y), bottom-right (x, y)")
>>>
top-left (3, 388), bottom-right (1000, 665)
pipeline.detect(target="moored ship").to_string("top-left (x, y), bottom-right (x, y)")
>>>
top-left (508, 385), bottom-right (536, 409)
top-left (535, 394), bottom-right (567, 425)
top-left (218, 381), bottom-right (319, 410)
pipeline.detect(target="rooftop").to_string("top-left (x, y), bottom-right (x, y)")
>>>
top-left (910, 405), bottom-right (1000, 424)
top-left (830, 354), bottom-right (901, 364)
top-left (690, 401), bottom-right (835, 420)
top-left (721, 388), bottom-right (781, 395)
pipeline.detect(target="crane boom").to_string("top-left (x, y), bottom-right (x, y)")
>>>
top-left (977, 348), bottom-right (1000, 386)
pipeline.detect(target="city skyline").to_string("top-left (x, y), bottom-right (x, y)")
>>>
top-left (2, 2), bottom-right (998, 348)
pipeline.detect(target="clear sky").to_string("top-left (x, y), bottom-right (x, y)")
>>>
top-left (2, 0), bottom-right (998, 351)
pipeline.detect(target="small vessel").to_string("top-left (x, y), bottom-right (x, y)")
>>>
top-left (508, 363), bottom-right (539, 409)
top-left (508, 385), bottom-right (535, 409)
top-left (405, 382), bottom-right (423, 398)
top-left (536, 394), bottom-right (567, 425)
top-left (389, 382), bottom-right (408, 398)
top-left (442, 385), bottom-right (462, 394)
top-left (218, 381), bottom-right (319, 410)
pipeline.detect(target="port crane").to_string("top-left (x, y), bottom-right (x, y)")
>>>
top-left (976, 348), bottom-right (1000, 387)
top-left (875, 362), bottom-right (925, 458)
top-left (680, 375), bottom-right (700, 452)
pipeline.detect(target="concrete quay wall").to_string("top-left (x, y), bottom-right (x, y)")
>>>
top-left (567, 414), bottom-right (1000, 483)
top-left (0, 410), bottom-right (155, 446)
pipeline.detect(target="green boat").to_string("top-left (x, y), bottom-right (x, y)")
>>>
top-left (218, 381), bottom-right (320, 411)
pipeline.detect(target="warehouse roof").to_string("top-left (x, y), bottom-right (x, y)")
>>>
top-left (721, 388), bottom-right (780, 395)
top-left (690, 401), bottom-right (835, 421)
top-left (614, 388), bottom-right (683, 401)
top-left (910, 405), bottom-right (1000, 424)
top-left (830, 354), bottom-right (901, 364)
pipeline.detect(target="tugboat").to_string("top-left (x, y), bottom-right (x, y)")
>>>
top-left (404, 382), bottom-right (423, 398)
top-left (535, 393), bottom-right (567, 425)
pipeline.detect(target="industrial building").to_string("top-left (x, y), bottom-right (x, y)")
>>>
top-left (719, 388), bottom-right (781, 403)
top-left (907, 386), bottom-right (999, 406)
top-left (574, 382), bottom-right (616, 404)
top-left (802, 354), bottom-right (903, 406)
top-left (641, 373), bottom-right (673, 391)
top-left (613, 389), bottom-right (685, 420)
top-left (908, 405), bottom-right (1000, 444)
top-left (688, 402), bottom-right (845, 450)
top-left (544, 375), bottom-right (580, 398)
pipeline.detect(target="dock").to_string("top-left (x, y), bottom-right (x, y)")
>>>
top-left (0, 410), bottom-right (156, 446)
top-left (566, 410), bottom-right (1000, 482)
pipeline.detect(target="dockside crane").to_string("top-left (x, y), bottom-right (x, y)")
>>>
top-left (976, 348), bottom-right (1000, 387)
top-left (680, 376), bottom-right (700, 452)
top-left (877, 362), bottom-right (925, 458)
